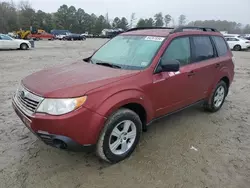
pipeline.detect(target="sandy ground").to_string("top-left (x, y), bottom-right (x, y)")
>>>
top-left (0, 39), bottom-right (250, 188)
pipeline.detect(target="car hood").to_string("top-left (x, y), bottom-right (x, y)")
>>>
top-left (22, 61), bottom-right (140, 98)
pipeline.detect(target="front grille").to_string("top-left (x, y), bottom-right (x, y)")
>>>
top-left (15, 85), bottom-right (44, 115)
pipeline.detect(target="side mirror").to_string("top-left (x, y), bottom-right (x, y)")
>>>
top-left (160, 59), bottom-right (180, 72)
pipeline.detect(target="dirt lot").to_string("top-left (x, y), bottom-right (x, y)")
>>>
top-left (0, 39), bottom-right (250, 188)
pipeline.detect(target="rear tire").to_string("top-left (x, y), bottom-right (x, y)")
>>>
top-left (96, 108), bottom-right (142, 163)
top-left (233, 45), bottom-right (241, 51)
top-left (20, 43), bottom-right (28, 50)
top-left (204, 80), bottom-right (228, 112)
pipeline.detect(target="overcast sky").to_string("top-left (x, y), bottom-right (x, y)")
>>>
top-left (15, 0), bottom-right (250, 25)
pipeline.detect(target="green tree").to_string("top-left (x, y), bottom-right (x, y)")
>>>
top-left (94, 15), bottom-right (111, 34)
top-left (81, 13), bottom-right (96, 33)
top-left (44, 13), bottom-right (55, 32)
top-left (136, 19), bottom-right (146, 27)
top-left (18, 1), bottom-right (37, 30)
top-left (145, 18), bottom-right (154, 27)
top-left (0, 1), bottom-right (18, 33)
top-left (243, 24), bottom-right (250, 34)
top-left (119, 17), bottom-right (128, 30)
top-left (154, 12), bottom-right (164, 27)
top-left (164, 14), bottom-right (172, 27)
top-left (35, 10), bottom-right (47, 29)
top-left (112, 17), bottom-right (121, 28)
top-left (54, 5), bottom-right (76, 30)
top-left (71, 8), bottom-right (85, 32)
top-left (187, 20), bottom-right (247, 33)
top-left (178, 14), bottom-right (186, 26)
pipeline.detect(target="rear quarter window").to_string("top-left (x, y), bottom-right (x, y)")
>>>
top-left (212, 36), bottom-right (229, 56)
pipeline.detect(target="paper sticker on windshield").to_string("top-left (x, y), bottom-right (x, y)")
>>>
top-left (141, 62), bottom-right (148, 66)
top-left (145, 36), bottom-right (165, 42)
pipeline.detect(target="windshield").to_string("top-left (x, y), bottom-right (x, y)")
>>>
top-left (91, 35), bottom-right (165, 70)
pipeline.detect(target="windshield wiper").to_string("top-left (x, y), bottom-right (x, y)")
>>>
top-left (96, 62), bottom-right (121, 69)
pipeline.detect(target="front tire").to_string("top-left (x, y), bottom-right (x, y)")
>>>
top-left (96, 108), bottom-right (142, 163)
top-left (20, 43), bottom-right (28, 50)
top-left (233, 45), bottom-right (241, 51)
top-left (204, 80), bottom-right (228, 112)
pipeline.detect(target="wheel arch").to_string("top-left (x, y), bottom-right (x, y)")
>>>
top-left (233, 44), bottom-right (242, 51)
top-left (220, 76), bottom-right (230, 89)
top-left (94, 89), bottom-right (154, 130)
top-left (207, 74), bottom-right (230, 104)
top-left (121, 103), bottom-right (147, 131)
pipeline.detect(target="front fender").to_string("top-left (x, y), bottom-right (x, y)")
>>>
top-left (94, 89), bottom-right (154, 123)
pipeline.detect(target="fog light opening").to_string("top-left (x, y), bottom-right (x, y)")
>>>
top-left (53, 139), bottom-right (67, 149)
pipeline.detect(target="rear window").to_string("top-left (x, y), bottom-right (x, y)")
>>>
top-left (212, 36), bottom-right (228, 56)
top-left (192, 36), bottom-right (215, 62)
top-left (225, 37), bottom-right (239, 41)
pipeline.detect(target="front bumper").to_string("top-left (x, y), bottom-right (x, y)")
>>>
top-left (12, 96), bottom-right (106, 151)
top-left (37, 132), bottom-right (95, 151)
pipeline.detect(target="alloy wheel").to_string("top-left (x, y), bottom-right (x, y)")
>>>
top-left (109, 120), bottom-right (137, 155)
top-left (214, 86), bottom-right (225, 108)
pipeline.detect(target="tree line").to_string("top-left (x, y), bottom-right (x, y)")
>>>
top-left (1, 1), bottom-right (250, 34)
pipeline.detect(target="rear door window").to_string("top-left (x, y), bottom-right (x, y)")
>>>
top-left (191, 36), bottom-right (215, 62)
top-left (212, 36), bottom-right (228, 56)
top-left (226, 38), bottom-right (239, 41)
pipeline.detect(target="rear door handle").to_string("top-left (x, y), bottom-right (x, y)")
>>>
top-left (188, 70), bottom-right (195, 77)
top-left (215, 63), bottom-right (221, 68)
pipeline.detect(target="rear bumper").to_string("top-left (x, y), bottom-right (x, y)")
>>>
top-left (242, 44), bottom-right (250, 49)
top-left (12, 96), bottom-right (106, 150)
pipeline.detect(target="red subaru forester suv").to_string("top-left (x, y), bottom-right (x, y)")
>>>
top-left (12, 27), bottom-right (234, 163)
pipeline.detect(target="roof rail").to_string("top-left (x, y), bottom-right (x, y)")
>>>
top-left (172, 26), bottom-right (219, 33)
top-left (126, 27), bottom-right (175, 32)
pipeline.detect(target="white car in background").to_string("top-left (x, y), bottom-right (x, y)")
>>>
top-left (224, 36), bottom-right (250, 51)
top-left (55, 32), bottom-right (71, 40)
top-left (0, 34), bottom-right (31, 50)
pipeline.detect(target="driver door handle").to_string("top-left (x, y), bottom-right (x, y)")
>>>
top-left (215, 63), bottom-right (221, 68)
top-left (188, 70), bottom-right (195, 77)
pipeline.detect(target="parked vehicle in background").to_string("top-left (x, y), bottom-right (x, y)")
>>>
top-left (223, 34), bottom-right (241, 38)
top-left (224, 36), bottom-right (250, 51)
top-left (12, 26), bottom-right (234, 163)
top-left (0, 34), bottom-right (31, 50)
top-left (51, 29), bottom-right (70, 36)
top-left (243, 36), bottom-right (250, 40)
top-left (15, 30), bottom-right (31, 39)
top-left (101, 28), bottom-right (124, 38)
top-left (51, 30), bottom-right (71, 40)
top-left (14, 29), bottom-right (54, 40)
top-left (64, 33), bottom-right (86, 40)
top-left (30, 31), bottom-right (54, 40)
top-left (55, 33), bottom-right (71, 40)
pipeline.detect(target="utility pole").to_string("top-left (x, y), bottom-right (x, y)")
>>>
top-left (130, 13), bottom-right (136, 28)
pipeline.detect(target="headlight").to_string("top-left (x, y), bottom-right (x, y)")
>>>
top-left (36, 96), bottom-right (87, 115)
